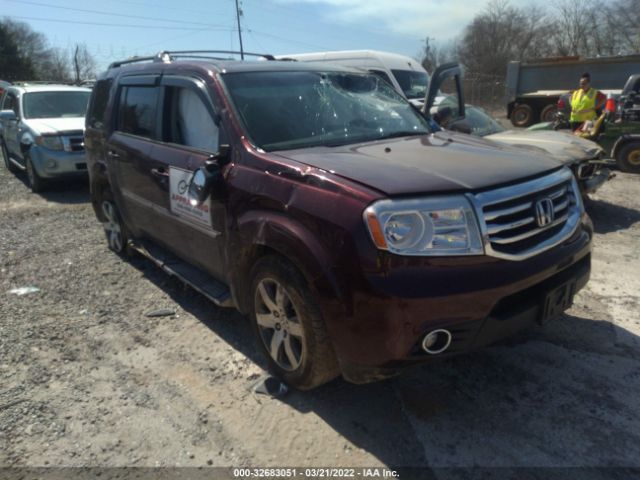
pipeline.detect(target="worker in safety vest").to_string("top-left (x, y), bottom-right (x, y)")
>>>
top-left (569, 72), bottom-right (606, 130)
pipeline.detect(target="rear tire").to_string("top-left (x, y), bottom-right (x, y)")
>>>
top-left (26, 155), bottom-right (45, 193)
top-left (510, 104), bottom-right (535, 127)
top-left (616, 141), bottom-right (640, 174)
top-left (250, 255), bottom-right (340, 390)
top-left (540, 104), bottom-right (558, 123)
top-left (100, 190), bottom-right (129, 254)
top-left (1, 139), bottom-right (19, 174)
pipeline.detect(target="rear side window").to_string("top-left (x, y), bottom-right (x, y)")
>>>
top-left (118, 86), bottom-right (158, 138)
top-left (87, 79), bottom-right (113, 130)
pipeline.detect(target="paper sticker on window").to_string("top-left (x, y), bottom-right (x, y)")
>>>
top-left (169, 166), bottom-right (212, 228)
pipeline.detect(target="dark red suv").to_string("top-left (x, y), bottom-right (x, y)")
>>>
top-left (85, 51), bottom-right (592, 389)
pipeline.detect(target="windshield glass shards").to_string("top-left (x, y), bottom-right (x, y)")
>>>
top-left (222, 71), bottom-right (430, 151)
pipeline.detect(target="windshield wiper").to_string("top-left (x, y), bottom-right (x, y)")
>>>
top-left (376, 131), bottom-right (427, 141)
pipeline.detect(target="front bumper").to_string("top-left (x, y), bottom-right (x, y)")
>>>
top-left (323, 216), bottom-right (593, 384)
top-left (29, 146), bottom-right (88, 179)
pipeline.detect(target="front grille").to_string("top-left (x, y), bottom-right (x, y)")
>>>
top-left (468, 168), bottom-right (582, 261)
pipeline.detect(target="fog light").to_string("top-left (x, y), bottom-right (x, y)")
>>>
top-left (46, 159), bottom-right (58, 169)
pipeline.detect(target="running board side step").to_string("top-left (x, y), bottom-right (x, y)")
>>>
top-left (129, 239), bottom-right (234, 308)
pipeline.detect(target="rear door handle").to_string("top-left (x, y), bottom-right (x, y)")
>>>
top-left (107, 150), bottom-right (120, 158)
top-left (151, 167), bottom-right (169, 177)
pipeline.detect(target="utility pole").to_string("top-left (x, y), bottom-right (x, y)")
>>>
top-left (235, 0), bottom-right (244, 60)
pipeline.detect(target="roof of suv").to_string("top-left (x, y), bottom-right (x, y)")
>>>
top-left (102, 56), bottom-right (365, 79)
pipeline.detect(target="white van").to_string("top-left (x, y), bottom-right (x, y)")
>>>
top-left (277, 50), bottom-right (430, 106)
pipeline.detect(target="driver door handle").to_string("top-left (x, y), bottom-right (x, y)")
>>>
top-left (107, 150), bottom-right (120, 159)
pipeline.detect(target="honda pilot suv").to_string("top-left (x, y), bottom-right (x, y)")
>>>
top-left (85, 51), bottom-right (593, 390)
top-left (0, 84), bottom-right (91, 192)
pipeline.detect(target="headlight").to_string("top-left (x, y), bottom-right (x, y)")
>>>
top-left (364, 196), bottom-right (484, 256)
top-left (35, 135), bottom-right (63, 151)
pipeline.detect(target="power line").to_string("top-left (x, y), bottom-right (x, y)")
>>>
top-left (4, 0), bottom-right (229, 28)
top-left (108, 0), bottom-right (222, 17)
top-left (7, 15), bottom-right (235, 31)
top-left (247, 28), bottom-right (330, 50)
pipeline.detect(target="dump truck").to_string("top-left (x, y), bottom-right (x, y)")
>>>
top-left (506, 54), bottom-right (640, 127)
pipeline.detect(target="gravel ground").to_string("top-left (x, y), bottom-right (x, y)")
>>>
top-left (1, 160), bottom-right (639, 475)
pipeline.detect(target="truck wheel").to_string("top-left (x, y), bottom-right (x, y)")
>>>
top-left (540, 104), bottom-right (557, 123)
top-left (101, 192), bottom-right (129, 254)
top-left (1, 139), bottom-right (19, 174)
top-left (26, 155), bottom-right (45, 193)
top-left (616, 141), bottom-right (640, 174)
top-left (510, 104), bottom-right (535, 127)
top-left (250, 255), bottom-right (339, 390)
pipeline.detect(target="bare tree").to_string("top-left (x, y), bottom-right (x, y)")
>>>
top-left (457, 0), bottom-right (552, 77)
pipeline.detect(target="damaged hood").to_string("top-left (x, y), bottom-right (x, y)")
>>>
top-left (485, 129), bottom-right (604, 164)
top-left (23, 117), bottom-right (85, 136)
top-left (273, 131), bottom-right (562, 196)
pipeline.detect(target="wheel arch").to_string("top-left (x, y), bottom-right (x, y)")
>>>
top-left (228, 210), bottom-right (348, 316)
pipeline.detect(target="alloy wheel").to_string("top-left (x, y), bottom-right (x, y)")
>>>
top-left (254, 278), bottom-right (305, 371)
top-left (101, 201), bottom-right (124, 252)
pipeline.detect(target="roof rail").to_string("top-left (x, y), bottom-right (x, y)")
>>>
top-left (107, 50), bottom-right (275, 69)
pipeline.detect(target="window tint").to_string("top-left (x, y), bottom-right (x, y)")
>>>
top-left (164, 87), bottom-right (219, 152)
top-left (119, 86), bottom-right (158, 138)
top-left (88, 79), bottom-right (113, 130)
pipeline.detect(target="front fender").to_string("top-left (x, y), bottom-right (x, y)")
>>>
top-left (229, 210), bottom-right (349, 315)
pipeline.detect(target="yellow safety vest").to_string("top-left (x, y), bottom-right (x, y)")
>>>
top-left (570, 88), bottom-right (597, 123)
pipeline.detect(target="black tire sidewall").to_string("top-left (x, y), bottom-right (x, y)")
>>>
top-left (26, 155), bottom-right (44, 192)
top-left (101, 190), bottom-right (129, 254)
top-left (617, 142), bottom-right (640, 174)
top-left (511, 105), bottom-right (534, 127)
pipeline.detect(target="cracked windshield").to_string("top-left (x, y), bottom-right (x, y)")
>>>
top-left (223, 71), bottom-right (430, 151)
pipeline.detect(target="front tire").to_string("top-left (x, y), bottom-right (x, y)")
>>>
top-left (616, 141), bottom-right (640, 174)
top-left (26, 155), bottom-right (45, 193)
top-left (250, 255), bottom-right (339, 390)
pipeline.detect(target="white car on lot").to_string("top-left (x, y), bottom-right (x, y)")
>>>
top-left (0, 84), bottom-right (91, 192)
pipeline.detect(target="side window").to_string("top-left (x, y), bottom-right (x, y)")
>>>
top-left (3, 93), bottom-right (18, 115)
top-left (87, 79), bottom-right (113, 130)
top-left (164, 86), bottom-right (219, 153)
top-left (118, 86), bottom-right (158, 138)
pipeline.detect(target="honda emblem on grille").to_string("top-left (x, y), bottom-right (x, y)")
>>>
top-left (535, 197), bottom-right (555, 227)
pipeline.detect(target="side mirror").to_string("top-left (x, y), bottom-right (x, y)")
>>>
top-left (187, 145), bottom-right (230, 206)
top-left (0, 110), bottom-right (18, 122)
top-left (188, 168), bottom-right (212, 206)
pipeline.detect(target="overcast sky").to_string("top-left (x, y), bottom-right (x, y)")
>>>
top-left (2, 0), bottom-right (543, 70)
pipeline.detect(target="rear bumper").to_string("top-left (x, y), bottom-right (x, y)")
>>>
top-left (30, 147), bottom-right (88, 179)
top-left (321, 216), bottom-right (593, 384)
